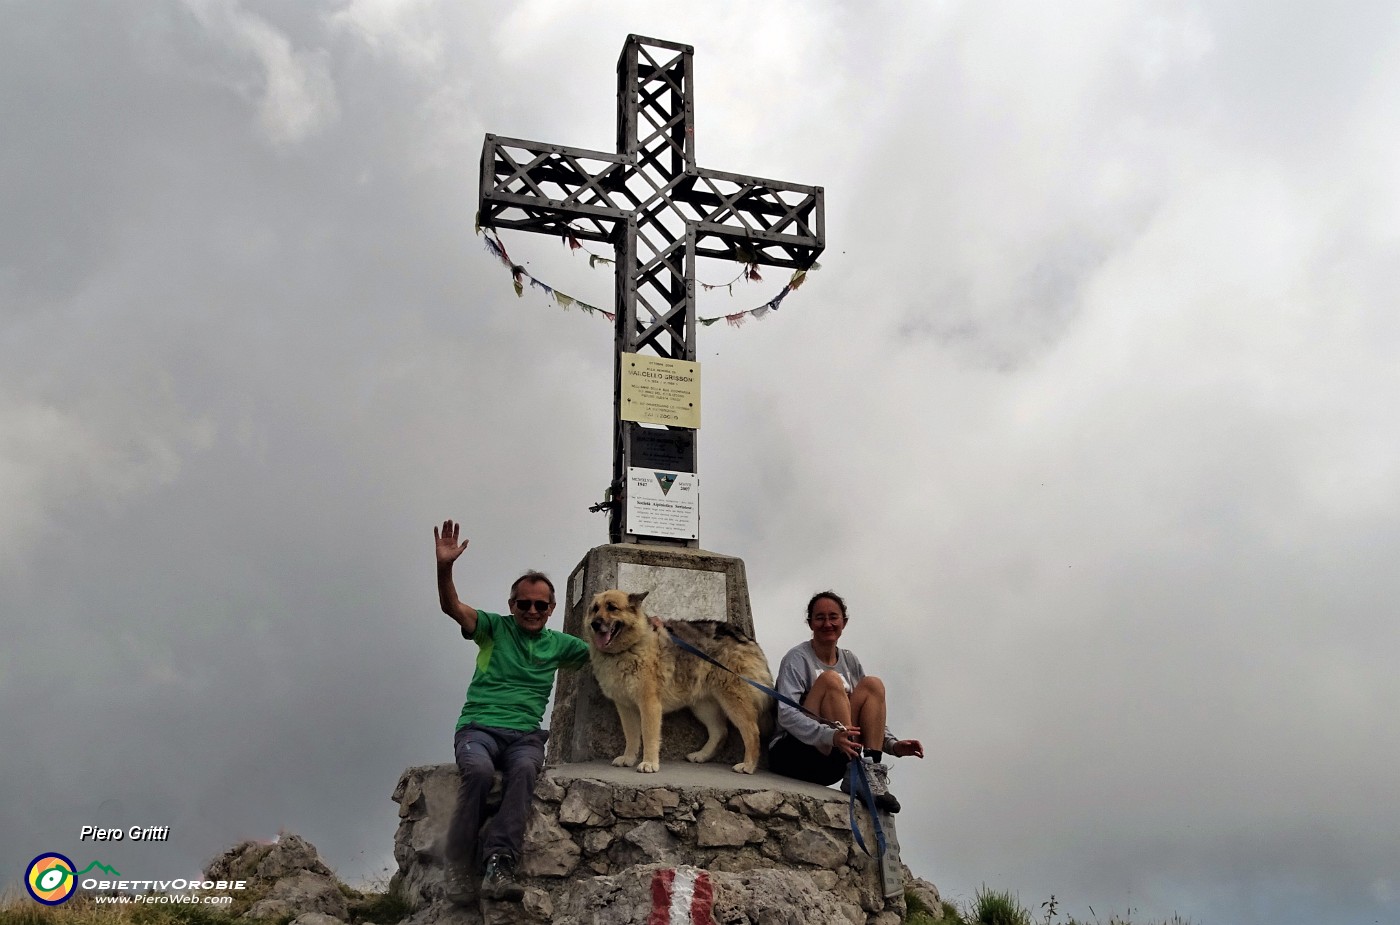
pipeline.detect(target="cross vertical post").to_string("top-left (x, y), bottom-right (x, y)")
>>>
top-left (479, 34), bottom-right (824, 546)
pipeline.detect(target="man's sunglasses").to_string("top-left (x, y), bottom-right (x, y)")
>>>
top-left (512, 599), bottom-right (552, 613)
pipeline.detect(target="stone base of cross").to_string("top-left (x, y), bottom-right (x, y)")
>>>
top-left (547, 543), bottom-right (758, 767)
top-left (479, 35), bottom-right (824, 547)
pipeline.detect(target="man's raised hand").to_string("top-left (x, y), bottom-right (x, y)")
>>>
top-left (434, 519), bottom-right (470, 566)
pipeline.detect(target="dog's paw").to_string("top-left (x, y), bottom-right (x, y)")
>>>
top-left (612, 754), bottom-right (637, 768)
top-left (732, 760), bottom-right (757, 774)
top-left (685, 750), bottom-right (711, 763)
top-left (636, 760), bottom-right (660, 773)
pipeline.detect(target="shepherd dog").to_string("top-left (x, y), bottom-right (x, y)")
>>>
top-left (586, 589), bottom-right (774, 774)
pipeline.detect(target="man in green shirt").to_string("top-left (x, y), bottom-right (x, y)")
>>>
top-left (434, 519), bottom-right (589, 903)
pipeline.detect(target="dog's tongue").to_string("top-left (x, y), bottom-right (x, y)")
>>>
top-left (595, 625), bottom-right (617, 649)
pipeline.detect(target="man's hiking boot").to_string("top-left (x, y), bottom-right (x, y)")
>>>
top-left (442, 869), bottom-right (476, 906)
top-left (841, 756), bottom-right (903, 814)
top-left (481, 853), bottom-right (524, 902)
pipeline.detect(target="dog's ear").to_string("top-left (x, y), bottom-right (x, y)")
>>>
top-left (627, 590), bottom-right (649, 609)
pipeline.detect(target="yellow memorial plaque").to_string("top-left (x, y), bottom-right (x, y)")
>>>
top-left (620, 353), bottom-right (701, 428)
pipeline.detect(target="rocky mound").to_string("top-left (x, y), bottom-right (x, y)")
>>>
top-left (203, 832), bottom-right (404, 924)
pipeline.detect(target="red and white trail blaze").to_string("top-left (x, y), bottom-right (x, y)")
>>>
top-left (647, 867), bottom-right (716, 925)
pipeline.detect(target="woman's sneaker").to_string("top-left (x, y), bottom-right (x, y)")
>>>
top-left (866, 760), bottom-right (902, 814)
top-left (481, 853), bottom-right (524, 901)
top-left (841, 757), bottom-right (903, 814)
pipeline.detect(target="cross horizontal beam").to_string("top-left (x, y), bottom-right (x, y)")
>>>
top-left (479, 138), bottom-right (823, 265)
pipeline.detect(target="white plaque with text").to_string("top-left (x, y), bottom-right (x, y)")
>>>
top-left (625, 468), bottom-right (699, 540)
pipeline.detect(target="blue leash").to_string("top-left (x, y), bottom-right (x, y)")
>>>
top-left (663, 627), bottom-right (834, 728)
top-left (845, 753), bottom-right (889, 859)
top-left (664, 626), bottom-right (888, 859)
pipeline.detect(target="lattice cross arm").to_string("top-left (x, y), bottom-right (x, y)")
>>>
top-left (678, 168), bottom-right (824, 270)
top-left (479, 135), bottom-right (633, 245)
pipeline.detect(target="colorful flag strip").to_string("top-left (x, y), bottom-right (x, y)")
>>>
top-left (479, 228), bottom-right (816, 329)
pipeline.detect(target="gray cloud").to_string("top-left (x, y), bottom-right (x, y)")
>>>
top-left (4, 3), bottom-right (1398, 924)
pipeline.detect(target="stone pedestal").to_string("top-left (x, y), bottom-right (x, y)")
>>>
top-left (391, 763), bottom-right (932, 925)
top-left (547, 543), bottom-right (759, 767)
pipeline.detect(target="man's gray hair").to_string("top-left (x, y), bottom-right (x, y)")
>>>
top-left (510, 570), bottom-right (556, 602)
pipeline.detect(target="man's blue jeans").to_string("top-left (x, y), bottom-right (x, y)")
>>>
top-left (445, 723), bottom-right (548, 871)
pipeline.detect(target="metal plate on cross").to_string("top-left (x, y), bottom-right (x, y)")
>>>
top-left (620, 353), bottom-right (701, 429)
top-left (628, 427), bottom-right (695, 473)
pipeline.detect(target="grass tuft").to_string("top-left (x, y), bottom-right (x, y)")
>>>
top-left (969, 886), bottom-right (1031, 925)
top-left (0, 893), bottom-right (245, 925)
top-left (347, 887), bottom-right (411, 924)
top-left (904, 886), bottom-right (940, 924)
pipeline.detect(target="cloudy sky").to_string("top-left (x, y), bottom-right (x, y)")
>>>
top-left (4, 2), bottom-right (1398, 923)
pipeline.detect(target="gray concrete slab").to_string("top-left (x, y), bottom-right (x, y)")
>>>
top-left (545, 760), bottom-right (847, 804)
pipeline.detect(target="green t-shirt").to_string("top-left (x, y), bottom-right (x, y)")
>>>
top-left (456, 610), bottom-right (590, 732)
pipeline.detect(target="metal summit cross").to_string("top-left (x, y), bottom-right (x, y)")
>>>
top-left (479, 34), bottom-right (825, 547)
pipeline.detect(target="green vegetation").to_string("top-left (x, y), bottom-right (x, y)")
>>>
top-left (0, 884), bottom-right (409, 925)
top-left (903, 887), bottom-right (1196, 925)
top-left (0, 893), bottom-right (240, 925)
top-left (5, 881), bottom-right (1199, 925)
top-left (904, 885), bottom-right (942, 924)
top-left (345, 888), bottom-right (411, 925)
top-left (970, 886), bottom-right (1031, 925)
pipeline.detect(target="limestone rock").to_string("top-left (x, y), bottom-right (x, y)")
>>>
top-left (620, 820), bottom-right (680, 864)
top-left (614, 787), bottom-right (681, 819)
top-left (782, 827), bottom-right (848, 868)
top-left (522, 888), bottom-right (553, 921)
top-left (388, 765), bottom-right (512, 911)
top-left (481, 887), bottom-right (551, 925)
top-left (519, 810), bottom-right (581, 877)
top-left (393, 774), bottom-right (423, 819)
top-left (204, 834), bottom-right (331, 886)
top-left (254, 834), bottom-right (335, 880)
top-left (559, 779), bottom-right (617, 827)
top-left (812, 801), bottom-right (853, 830)
top-left (533, 775), bottom-right (566, 803)
top-left (706, 846), bottom-right (770, 873)
top-left (904, 867), bottom-right (944, 918)
top-left (399, 902), bottom-right (481, 925)
top-left (391, 763), bottom-right (936, 925)
top-left (696, 806), bottom-right (765, 847)
top-left (728, 789), bottom-right (786, 817)
top-left (202, 832), bottom-right (350, 923)
top-left (393, 768), bottom-right (458, 865)
top-left (203, 843), bottom-right (270, 885)
top-left (548, 863), bottom-right (862, 925)
top-left (244, 870), bottom-right (348, 921)
top-left (290, 914), bottom-right (346, 925)
top-left (581, 829), bottom-right (614, 854)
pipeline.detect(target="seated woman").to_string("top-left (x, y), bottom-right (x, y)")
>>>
top-left (768, 590), bottom-right (923, 812)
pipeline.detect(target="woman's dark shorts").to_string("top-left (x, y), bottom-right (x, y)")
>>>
top-left (768, 733), bottom-right (848, 786)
